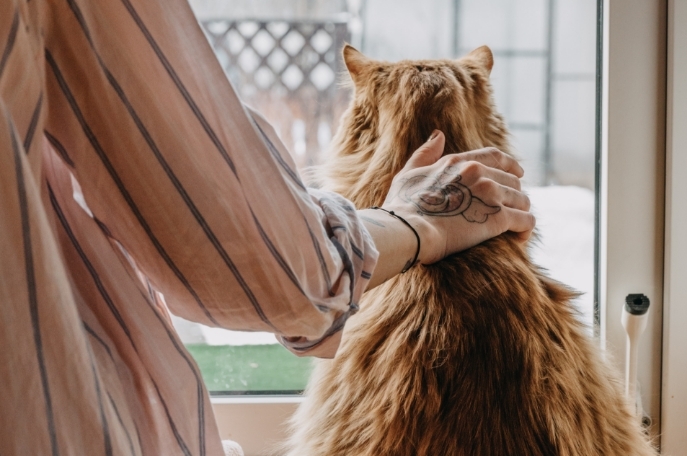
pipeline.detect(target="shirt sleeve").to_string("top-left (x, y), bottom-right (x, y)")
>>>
top-left (41, 0), bottom-right (378, 357)
top-left (245, 108), bottom-right (379, 356)
top-left (277, 188), bottom-right (376, 356)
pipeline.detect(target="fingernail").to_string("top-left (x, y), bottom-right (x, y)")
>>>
top-left (427, 130), bottom-right (439, 142)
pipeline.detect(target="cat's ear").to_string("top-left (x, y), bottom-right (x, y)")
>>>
top-left (343, 44), bottom-right (373, 85)
top-left (465, 45), bottom-right (494, 75)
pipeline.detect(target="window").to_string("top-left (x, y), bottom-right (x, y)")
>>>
top-left (180, 0), bottom-right (598, 394)
top-left (655, 0), bottom-right (685, 451)
top-left (178, 0), bottom-right (682, 454)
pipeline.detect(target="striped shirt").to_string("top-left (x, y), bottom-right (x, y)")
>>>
top-left (0, 0), bottom-right (378, 454)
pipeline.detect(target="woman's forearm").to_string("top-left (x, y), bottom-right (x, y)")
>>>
top-left (359, 208), bottom-right (422, 290)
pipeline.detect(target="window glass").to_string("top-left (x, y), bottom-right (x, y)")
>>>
top-left (178, 0), bottom-right (598, 393)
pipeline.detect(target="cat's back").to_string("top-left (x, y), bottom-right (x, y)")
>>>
top-left (285, 236), bottom-right (655, 456)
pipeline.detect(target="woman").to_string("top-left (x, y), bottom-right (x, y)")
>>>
top-left (0, 0), bottom-right (533, 454)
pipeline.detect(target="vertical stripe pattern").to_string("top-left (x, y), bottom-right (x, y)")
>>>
top-left (23, 93), bottom-right (43, 151)
top-left (0, 0), bottom-right (378, 453)
top-left (9, 120), bottom-right (59, 456)
top-left (45, 49), bottom-right (220, 326)
top-left (0, 10), bottom-right (19, 78)
top-left (48, 185), bottom-right (196, 455)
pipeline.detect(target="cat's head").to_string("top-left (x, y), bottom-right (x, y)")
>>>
top-left (321, 45), bottom-right (510, 208)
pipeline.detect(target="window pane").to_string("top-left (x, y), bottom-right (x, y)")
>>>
top-left (185, 343), bottom-right (314, 393)
top-left (179, 0), bottom-right (598, 393)
top-left (454, 0), bottom-right (598, 328)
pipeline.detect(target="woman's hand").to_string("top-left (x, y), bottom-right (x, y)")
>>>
top-left (382, 130), bottom-right (535, 265)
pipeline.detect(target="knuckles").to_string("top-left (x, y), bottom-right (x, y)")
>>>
top-left (480, 147), bottom-right (521, 174)
top-left (441, 153), bottom-right (465, 167)
top-left (458, 160), bottom-right (484, 180)
top-left (438, 147), bottom-right (521, 177)
top-left (476, 147), bottom-right (506, 164)
top-left (481, 146), bottom-right (503, 157)
top-left (470, 177), bottom-right (496, 195)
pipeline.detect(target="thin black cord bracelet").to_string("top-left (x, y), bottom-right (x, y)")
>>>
top-left (369, 206), bottom-right (421, 273)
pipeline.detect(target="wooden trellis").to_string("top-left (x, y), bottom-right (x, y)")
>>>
top-left (201, 18), bottom-right (352, 168)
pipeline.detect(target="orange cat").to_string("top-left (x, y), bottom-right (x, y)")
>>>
top-left (284, 46), bottom-right (657, 455)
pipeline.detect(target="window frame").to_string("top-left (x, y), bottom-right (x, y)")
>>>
top-left (212, 1), bottom-right (684, 454)
top-left (598, 0), bottom-right (666, 440)
top-left (660, 0), bottom-right (687, 451)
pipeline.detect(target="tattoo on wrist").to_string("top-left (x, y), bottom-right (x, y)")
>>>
top-left (398, 167), bottom-right (500, 223)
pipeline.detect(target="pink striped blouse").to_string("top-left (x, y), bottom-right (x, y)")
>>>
top-left (0, 0), bottom-right (378, 454)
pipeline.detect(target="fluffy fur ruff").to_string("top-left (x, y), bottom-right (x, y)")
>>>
top-left (283, 45), bottom-right (657, 456)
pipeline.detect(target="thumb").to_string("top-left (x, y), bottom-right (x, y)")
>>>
top-left (404, 130), bottom-right (445, 170)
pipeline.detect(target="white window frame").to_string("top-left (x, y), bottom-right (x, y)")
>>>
top-left (213, 1), bottom-right (686, 454)
top-left (660, 0), bottom-right (687, 451)
top-left (599, 0), bottom-right (666, 441)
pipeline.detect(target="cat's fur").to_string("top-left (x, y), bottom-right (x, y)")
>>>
top-left (284, 45), bottom-right (657, 456)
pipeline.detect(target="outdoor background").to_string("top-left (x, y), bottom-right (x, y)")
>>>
top-left (175, 0), bottom-right (597, 392)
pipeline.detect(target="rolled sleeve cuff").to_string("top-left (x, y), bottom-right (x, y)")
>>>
top-left (278, 307), bottom-right (355, 358)
top-left (279, 188), bottom-right (378, 357)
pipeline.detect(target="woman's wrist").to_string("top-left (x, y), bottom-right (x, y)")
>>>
top-left (368, 207), bottom-right (421, 272)
top-left (407, 213), bottom-right (440, 265)
top-left (358, 208), bottom-right (422, 289)
top-left (380, 207), bottom-right (440, 265)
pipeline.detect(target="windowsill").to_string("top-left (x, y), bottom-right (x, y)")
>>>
top-left (211, 395), bottom-right (303, 405)
top-left (211, 394), bottom-right (302, 455)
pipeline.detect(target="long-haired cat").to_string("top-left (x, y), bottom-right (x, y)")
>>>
top-left (284, 45), bottom-right (657, 455)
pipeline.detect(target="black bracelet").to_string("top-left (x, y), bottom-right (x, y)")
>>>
top-left (369, 206), bottom-right (421, 273)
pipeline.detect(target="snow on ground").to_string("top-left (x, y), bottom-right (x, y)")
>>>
top-left (526, 186), bottom-right (595, 330)
top-left (173, 185), bottom-right (596, 345)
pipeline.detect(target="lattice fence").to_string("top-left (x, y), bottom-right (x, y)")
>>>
top-left (201, 18), bottom-right (351, 168)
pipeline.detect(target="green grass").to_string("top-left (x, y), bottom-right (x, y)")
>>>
top-left (185, 344), bottom-right (315, 393)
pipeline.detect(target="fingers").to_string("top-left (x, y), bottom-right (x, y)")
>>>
top-left (403, 136), bottom-right (522, 183)
top-left (500, 207), bottom-right (536, 241)
top-left (468, 167), bottom-right (529, 211)
top-left (461, 162), bottom-right (522, 191)
top-left (443, 147), bottom-right (524, 178)
top-left (404, 130), bottom-right (445, 170)
top-left (496, 185), bottom-right (530, 211)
